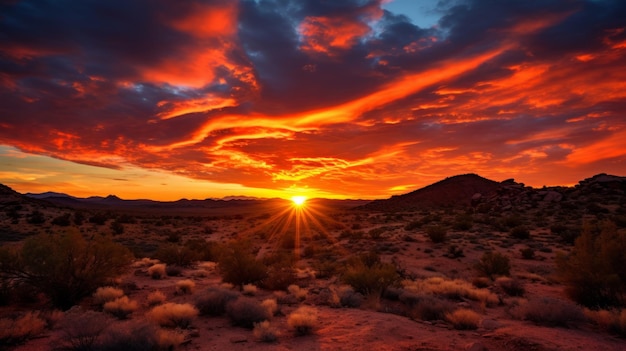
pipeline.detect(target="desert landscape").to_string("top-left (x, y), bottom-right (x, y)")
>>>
top-left (1, 173), bottom-right (625, 351)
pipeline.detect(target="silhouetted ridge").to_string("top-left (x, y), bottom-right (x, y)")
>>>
top-left (358, 174), bottom-right (500, 211)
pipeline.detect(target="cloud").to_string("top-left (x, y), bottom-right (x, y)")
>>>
top-left (1, 0), bottom-right (625, 198)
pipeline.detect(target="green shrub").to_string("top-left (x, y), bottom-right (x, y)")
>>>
top-left (510, 226), bottom-right (530, 239)
top-left (0, 230), bottom-right (132, 310)
top-left (194, 287), bottom-right (240, 316)
top-left (216, 240), bottom-right (267, 286)
top-left (154, 244), bottom-right (197, 267)
top-left (474, 251), bottom-right (510, 279)
top-left (425, 225), bottom-right (447, 243)
top-left (557, 220), bottom-right (626, 308)
top-left (226, 297), bottom-right (271, 329)
top-left (342, 254), bottom-right (399, 297)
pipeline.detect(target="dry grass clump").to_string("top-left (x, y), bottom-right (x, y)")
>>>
top-left (242, 284), bottom-right (258, 296)
top-left (0, 311), bottom-right (47, 345)
top-left (261, 298), bottom-right (278, 316)
top-left (475, 251), bottom-right (511, 279)
top-left (445, 309), bottom-right (481, 330)
top-left (226, 297), bottom-right (271, 328)
top-left (146, 290), bottom-right (167, 306)
top-left (131, 257), bottom-right (159, 268)
top-left (404, 277), bottom-right (499, 306)
top-left (148, 264), bottom-right (167, 280)
top-left (512, 297), bottom-right (584, 327)
top-left (585, 309), bottom-right (626, 336)
top-left (93, 286), bottom-right (125, 306)
top-left (194, 287), bottom-right (240, 316)
top-left (103, 296), bottom-right (138, 319)
top-left (148, 303), bottom-right (198, 328)
top-left (288, 306), bottom-right (318, 336)
top-left (288, 284), bottom-right (308, 300)
top-left (404, 294), bottom-right (455, 321)
top-left (189, 269), bottom-right (209, 278)
top-left (175, 279), bottom-right (196, 295)
top-left (253, 320), bottom-right (279, 342)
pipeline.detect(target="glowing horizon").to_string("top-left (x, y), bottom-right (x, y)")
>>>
top-left (1, 1), bottom-right (625, 200)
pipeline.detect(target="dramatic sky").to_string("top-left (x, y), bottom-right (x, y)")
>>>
top-left (1, 0), bottom-right (625, 200)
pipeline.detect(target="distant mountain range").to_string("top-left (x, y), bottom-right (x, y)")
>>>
top-left (2, 173), bottom-right (625, 214)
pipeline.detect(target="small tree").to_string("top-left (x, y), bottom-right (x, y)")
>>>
top-left (216, 240), bottom-right (267, 287)
top-left (475, 251), bottom-right (510, 279)
top-left (0, 230), bottom-right (133, 309)
top-left (557, 221), bottom-right (626, 308)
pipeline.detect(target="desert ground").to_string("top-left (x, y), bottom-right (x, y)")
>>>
top-left (1, 175), bottom-right (625, 351)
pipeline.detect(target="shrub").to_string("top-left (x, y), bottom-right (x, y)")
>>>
top-left (103, 296), bottom-right (138, 319)
top-left (510, 226), bottom-right (530, 239)
top-left (93, 286), bottom-right (125, 306)
top-left (342, 253), bottom-right (399, 296)
top-left (338, 286), bottom-right (363, 308)
top-left (445, 309), bottom-right (480, 330)
top-left (165, 265), bottom-right (182, 277)
top-left (0, 230), bottom-right (133, 310)
top-left (194, 287), bottom-right (240, 316)
top-left (474, 251), bottom-right (510, 279)
top-left (520, 247), bottom-right (535, 259)
top-left (242, 284), bottom-right (257, 296)
top-left (226, 297), bottom-right (271, 329)
top-left (288, 284), bottom-right (308, 300)
top-left (215, 240), bottom-right (268, 287)
top-left (175, 279), bottom-right (196, 295)
top-left (148, 303), bottom-right (198, 328)
top-left (410, 295), bottom-right (455, 321)
top-left (557, 220), bottom-right (626, 308)
top-left (146, 290), bottom-right (166, 306)
top-left (585, 309), bottom-right (626, 336)
top-left (59, 310), bottom-right (111, 351)
top-left (98, 320), bottom-right (183, 351)
top-left (261, 299), bottom-right (278, 316)
top-left (261, 266), bottom-right (297, 291)
top-left (148, 264), bottom-right (166, 280)
top-left (0, 311), bottom-right (47, 345)
top-left (154, 244), bottom-right (198, 267)
top-left (288, 306), bottom-right (318, 336)
top-left (496, 277), bottom-right (525, 296)
top-left (253, 321), bottom-right (278, 342)
top-left (513, 297), bottom-right (584, 327)
top-left (52, 213), bottom-right (72, 226)
top-left (404, 277), bottom-right (498, 306)
top-left (426, 225), bottom-right (447, 243)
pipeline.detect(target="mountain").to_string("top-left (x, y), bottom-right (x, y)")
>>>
top-left (357, 173), bottom-right (626, 213)
top-left (25, 191), bottom-right (75, 199)
top-left (358, 174), bottom-right (500, 212)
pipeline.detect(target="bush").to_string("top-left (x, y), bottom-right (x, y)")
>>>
top-left (520, 247), bottom-right (535, 259)
top-left (410, 295), bottom-right (455, 321)
top-left (226, 297), bottom-right (271, 329)
top-left (148, 303), bottom-right (198, 328)
top-left (474, 251), bottom-right (510, 279)
top-left (426, 225), bottom-right (447, 243)
top-left (148, 264), bottom-right (166, 279)
top-left (93, 286), bottom-right (125, 306)
top-left (58, 310), bottom-right (111, 351)
top-left (585, 309), bottom-right (626, 336)
top-left (513, 297), bottom-right (584, 327)
top-left (146, 290), bottom-right (166, 306)
top-left (342, 252), bottom-right (399, 297)
top-left (242, 284), bottom-right (257, 296)
top-left (216, 240), bottom-right (268, 286)
top-left (98, 320), bottom-right (184, 351)
top-left (557, 220), bottom-right (626, 308)
top-left (253, 321), bottom-right (278, 342)
top-left (0, 311), bottom-right (47, 346)
top-left (154, 244), bottom-right (197, 267)
top-left (103, 296), bottom-right (138, 319)
top-left (261, 299), bottom-right (278, 316)
top-left (510, 226), bottom-right (530, 239)
top-left (194, 287), bottom-right (240, 316)
top-left (175, 279), bottom-right (195, 295)
top-left (288, 284), bottom-right (308, 300)
top-left (0, 230), bottom-right (133, 309)
top-left (495, 277), bottom-right (525, 296)
top-left (445, 309), bottom-right (480, 330)
top-left (288, 306), bottom-right (318, 336)
top-left (52, 213), bottom-right (72, 226)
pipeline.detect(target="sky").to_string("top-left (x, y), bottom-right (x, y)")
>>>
top-left (1, 0), bottom-right (625, 200)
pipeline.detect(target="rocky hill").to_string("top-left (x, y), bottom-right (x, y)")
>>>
top-left (358, 173), bottom-right (626, 214)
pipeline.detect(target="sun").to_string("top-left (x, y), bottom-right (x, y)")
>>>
top-left (291, 195), bottom-right (307, 207)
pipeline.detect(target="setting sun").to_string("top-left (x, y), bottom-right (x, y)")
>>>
top-left (291, 195), bottom-right (308, 207)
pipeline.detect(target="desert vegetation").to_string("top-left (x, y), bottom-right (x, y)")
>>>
top-left (0, 174), bottom-right (625, 350)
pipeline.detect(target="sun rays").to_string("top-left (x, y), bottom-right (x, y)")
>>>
top-left (240, 198), bottom-right (343, 260)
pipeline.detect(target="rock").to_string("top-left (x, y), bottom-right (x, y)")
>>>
top-left (465, 341), bottom-right (488, 351)
top-left (472, 193), bottom-right (482, 200)
top-left (543, 191), bottom-right (562, 202)
top-left (229, 336), bottom-right (248, 343)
